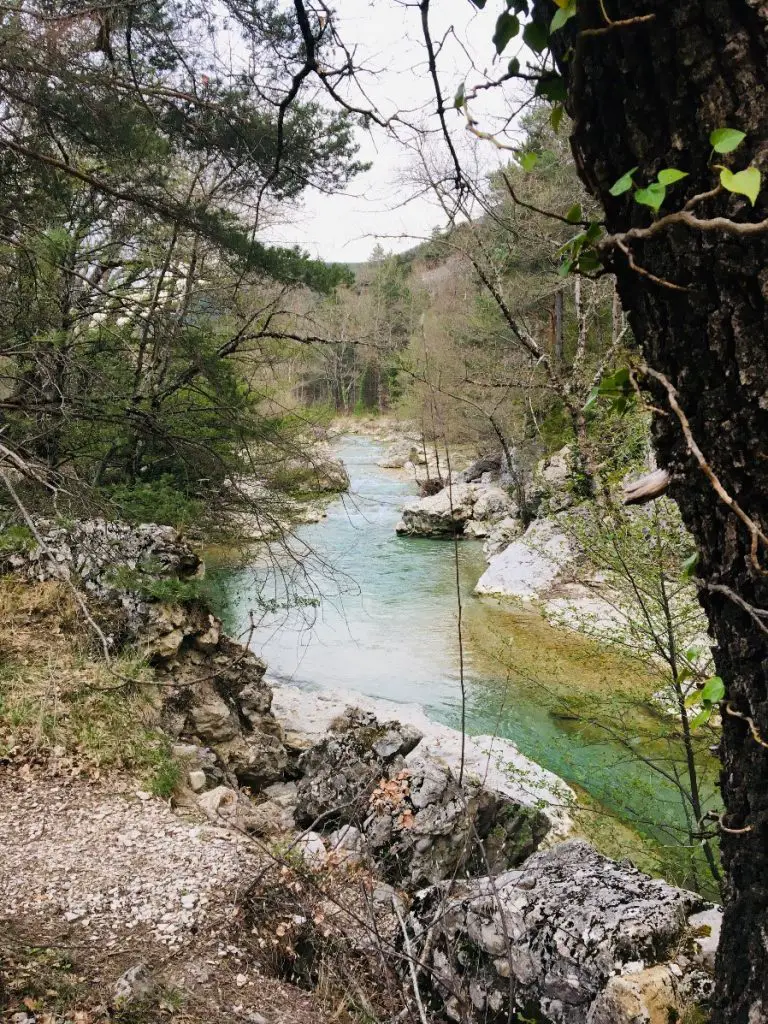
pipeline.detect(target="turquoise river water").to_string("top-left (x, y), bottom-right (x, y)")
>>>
top-left (206, 435), bottom-right (719, 882)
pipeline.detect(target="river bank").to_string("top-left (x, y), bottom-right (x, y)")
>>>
top-left (205, 433), bottom-right (720, 896)
top-left (0, 515), bottom-right (720, 1024)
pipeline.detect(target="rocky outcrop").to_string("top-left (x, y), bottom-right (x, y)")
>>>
top-left (271, 684), bottom-right (574, 832)
top-left (3, 517), bottom-right (289, 789)
top-left (293, 707), bottom-right (552, 889)
top-left (528, 445), bottom-right (577, 516)
top-left (415, 840), bottom-right (714, 1024)
top-left (294, 707), bottom-right (423, 827)
top-left (396, 482), bottom-right (518, 539)
top-left (475, 517), bottom-right (575, 599)
top-left (277, 454), bottom-right (350, 493)
top-left (1, 517), bottom-right (202, 644)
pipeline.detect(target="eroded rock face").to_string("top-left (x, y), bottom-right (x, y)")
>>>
top-left (2, 517), bottom-right (202, 646)
top-left (417, 840), bottom-right (710, 1024)
top-left (363, 756), bottom-right (550, 888)
top-left (396, 482), bottom-right (518, 539)
top-left (294, 708), bottom-right (551, 889)
top-left (475, 517), bottom-right (574, 600)
top-left (295, 708), bottom-right (423, 828)
top-left (4, 517), bottom-right (289, 790)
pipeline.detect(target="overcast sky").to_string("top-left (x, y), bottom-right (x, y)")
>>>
top-left (265, 0), bottom-right (528, 263)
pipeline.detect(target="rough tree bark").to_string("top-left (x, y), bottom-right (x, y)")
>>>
top-left (532, 2), bottom-right (768, 1020)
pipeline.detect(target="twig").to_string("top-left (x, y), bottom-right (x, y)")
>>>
top-left (580, 13), bottom-right (655, 37)
top-left (724, 701), bottom-right (768, 750)
top-left (642, 364), bottom-right (768, 575)
top-left (719, 812), bottom-right (753, 835)
top-left (615, 239), bottom-right (687, 292)
top-left (392, 895), bottom-right (428, 1024)
top-left (699, 582), bottom-right (768, 638)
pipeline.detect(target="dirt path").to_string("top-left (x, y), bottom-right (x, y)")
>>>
top-left (0, 764), bottom-right (335, 1024)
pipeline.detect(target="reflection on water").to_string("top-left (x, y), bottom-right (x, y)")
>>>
top-left (206, 435), bottom-right (718, 879)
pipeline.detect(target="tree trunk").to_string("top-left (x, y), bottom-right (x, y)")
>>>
top-left (534, 2), bottom-right (768, 1020)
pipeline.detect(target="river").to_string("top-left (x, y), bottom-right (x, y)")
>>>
top-left (206, 434), bottom-right (719, 891)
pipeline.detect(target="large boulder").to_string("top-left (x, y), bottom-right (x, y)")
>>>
top-left (529, 445), bottom-right (576, 515)
top-left (363, 755), bottom-right (550, 888)
top-left (295, 707), bottom-right (423, 827)
top-left (295, 708), bottom-right (552, 889)
top-left (396, 483), bottom-right (477, 538)
top-left (378, 440), bottom-right (426, 469)
top-left (475, 517), bottom-right (574, 600)
top-left (458, 453), bottom-right (503, 483)
top-left (416, 840), bottom-right (712, 1024)
top-left (396, 482), bottom-right (518, 539)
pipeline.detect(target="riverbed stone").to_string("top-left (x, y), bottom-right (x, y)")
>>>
top-left (396, 483), bottom-right (477, 537)
top-left (475, 517), bottom-right (575, 599)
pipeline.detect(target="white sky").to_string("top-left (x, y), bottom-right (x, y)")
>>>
top-left (265, 0), bottom-right (529, 263)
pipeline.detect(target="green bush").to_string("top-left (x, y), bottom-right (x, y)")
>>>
top-left (0, 524), bottom-right (35, 554)
top-left (101, 476), bottom-right (205, 529)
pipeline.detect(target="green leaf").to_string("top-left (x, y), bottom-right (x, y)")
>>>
top-left (507, 57), bottom-right (521, 77)
top-left (566, 203), bottom-right (582, 223)
top-left (493, 12), bottom-right (520, 53)
top-left (578, 251), bottom-right (601, 273)
top-left (523, 21), bottom-right (549, 53)
top-left (634, 182), bottom-right (667, 212)
top-left (558, 258), bottom-right (574, 278)
top-left (710, 127), bottom-right (746, 154)
top-left (657, 168), bottom-right (688, 186)
top-left (550, 104), bottom-right (564, 132)
top-left (583, 386), bottom-right (599, 412)
top-left (520, 151), bottom-right (539, 172)
top-left (535, 73), bottom-right (567, 103)
top-left (720, 165), bottom-right (762, 206)
top-left (550, 0), bottom-right (577, 32)
top-left (609, 167), bottom-right (638, 197)
top-left (700, 675), bottom-right (725, 704)
top-left (690, 706), bottom-right (713, 728)
top-left (681, 552), bottom-right (699, 580)
top-left (453, 83), bottom-right (465, 110)
top-left (584, 221), bottom-right (603, 243)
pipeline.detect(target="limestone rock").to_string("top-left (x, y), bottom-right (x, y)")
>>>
top-left (418, 840), bottom-right (707, 1024)
top-left (587, 965), bottom-right (685, 1024)
top-left (296, 831), bottom-right (328, 869)
top-left (363, 755), bottom-right (550, 888)
top-left (473, 486), bottom-right (516, 522)
top-left (295, 707), bottom-right (423, 828)
top-left (483, 516), bottom-right (524, 559)
top-left (188, 770), bottom-right (207, 793)
top-left (295, 709), bottom-right (549, 889)
top-left (530, 445), bottom-right (575, 515)
top-left (396, 483), bottom-right (476, 538)
top-left (216, 730), bottom-right (288, 789)
top-left (475, 517), bottom-right (574, 600)
top-left (688, 907), bottom-right (722, 972)
top-left (458, 453), bottom-right (503, 483)
top-left (113, 963), bottom-right (155, 1006)
top-left (188, 693), bottom-right (240, 744)
top-left (327, 824), bottom-right (365, 868)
